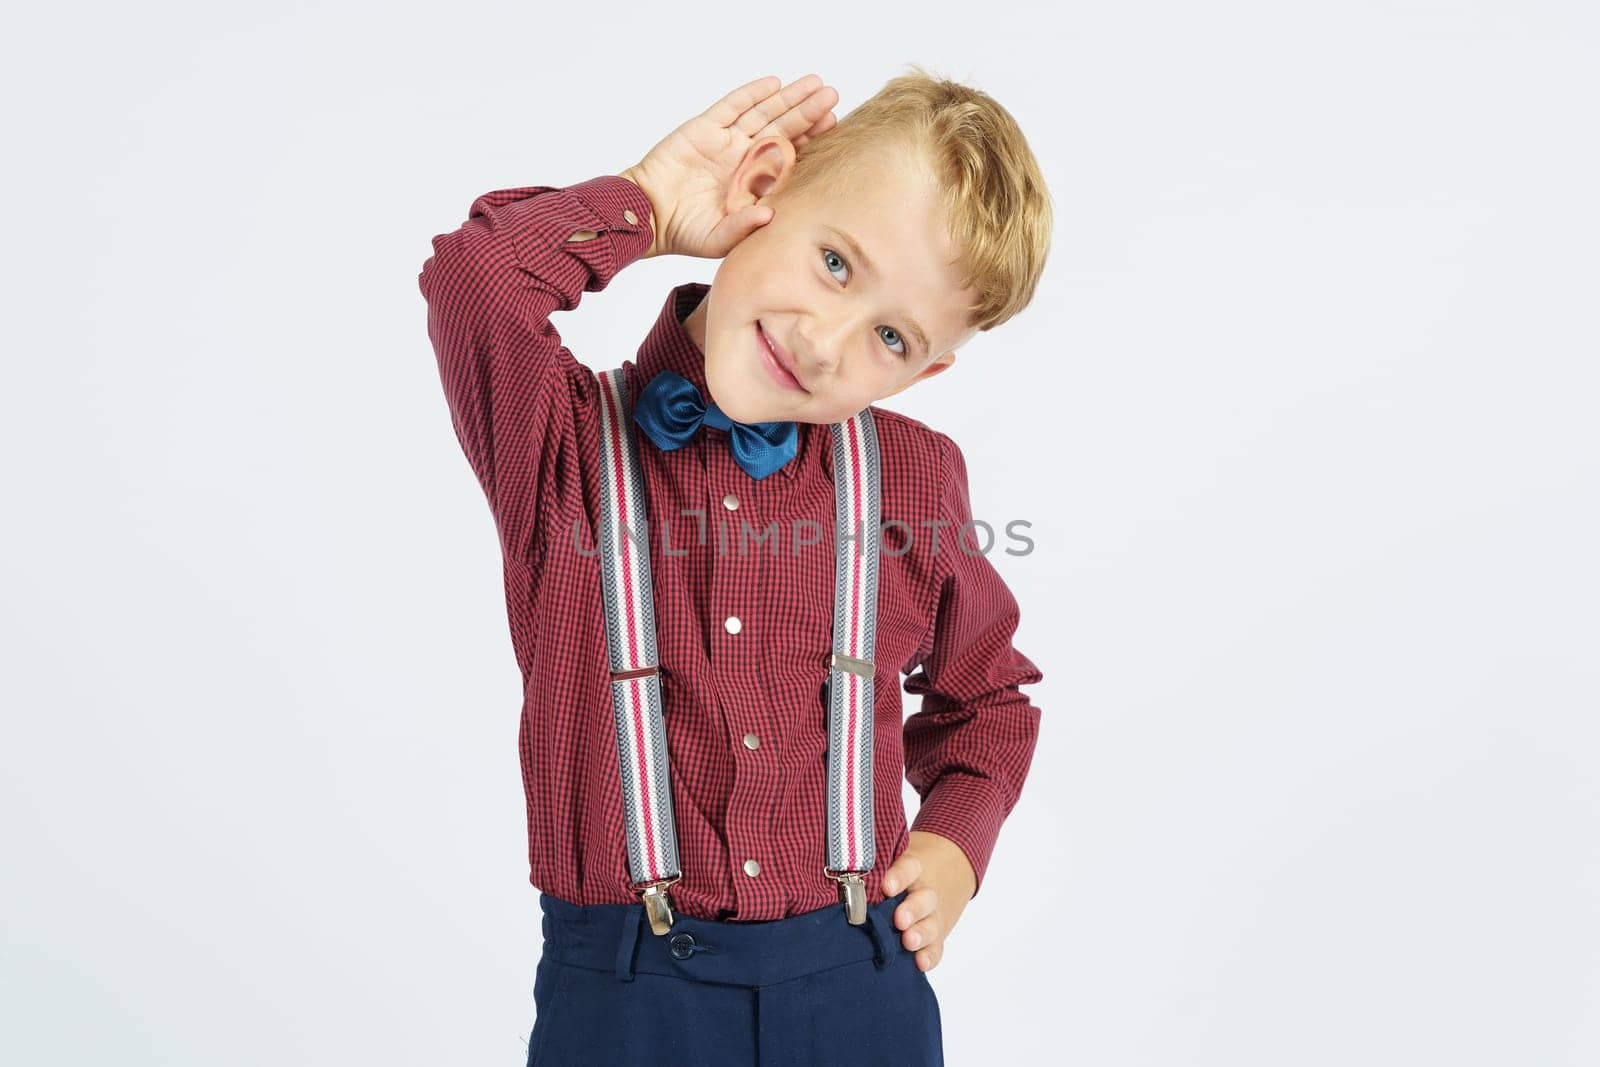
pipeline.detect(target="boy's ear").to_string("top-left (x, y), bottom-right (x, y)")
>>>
top-left (916, 351), bottom-right (956, 383)
top-left (879, 352), bottom-right (956, 399)
top-left (729, 136), bottom-right (798, 213)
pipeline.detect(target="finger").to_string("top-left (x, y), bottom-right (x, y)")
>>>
top-left (753, 84), bottom-right (838, 144)
top-left (881, 857), bottom-right (910, 893)
top-left (902, 911), bottom-right (941, 952)
top-left (882, 853), bottom-right (922, 896)
top-left (894, 886), bottom-right (938, 932)
top-left (734, 73), bottom-right (823, 136)
top-left (744, 74), bottom-right (822, 130)
top-left (708, 203), bottom-right (773, 256)
top-left (791, 110), bottom-right (838, 150)
top-left (704, 75), bottom-right (783, 128)
top-left (916, 944), bottom-right (942, 971)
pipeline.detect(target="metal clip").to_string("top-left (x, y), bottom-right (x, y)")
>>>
top-left (829, 651), bottom-right (875, 679)
top-left (636, 877), bottom-right (679, 936)
top-left (826, 869), bottom-right (868, 925)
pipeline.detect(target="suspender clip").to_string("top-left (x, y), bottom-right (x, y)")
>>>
top-left (829, 652), bottom-right (875, 679)
top-left (636, 876), bottom-right (680, 936)
top-left (826, 869), bottom-right (869, 925)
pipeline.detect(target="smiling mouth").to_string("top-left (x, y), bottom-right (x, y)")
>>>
top-left (757, 322), bottom-right (806, 392)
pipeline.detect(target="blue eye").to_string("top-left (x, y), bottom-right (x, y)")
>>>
top-left (822, 247), bottom-right (849, 282)
top-left (819, 247), bottom-right (910, 359)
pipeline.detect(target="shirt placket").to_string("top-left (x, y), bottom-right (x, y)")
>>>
top-left (703, 427), bottom-right (788, 917)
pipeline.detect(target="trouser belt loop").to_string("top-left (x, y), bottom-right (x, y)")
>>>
top-left (614, 904), bottom-right (644, 982)
top-left (864, 897), bottom-right (898, 970)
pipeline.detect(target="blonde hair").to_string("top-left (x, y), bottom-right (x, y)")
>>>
top-left (778, 64), bottom-right (1054, 337)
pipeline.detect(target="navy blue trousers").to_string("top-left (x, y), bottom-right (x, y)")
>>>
top-left (524, 888), bottom-right (943, 1065)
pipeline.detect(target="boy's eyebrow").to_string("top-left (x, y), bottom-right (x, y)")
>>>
top-left (823, 224), bottom-right (932, 356)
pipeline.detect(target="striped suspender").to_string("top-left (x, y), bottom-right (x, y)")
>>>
top-left (594, 367), bottom-right (881, 934)
top-left (821, 409), bottom-right (882, 925)
top-left (595, 369), bottom-right (681, 935)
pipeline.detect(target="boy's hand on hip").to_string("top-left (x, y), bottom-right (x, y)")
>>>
top-left (618, 73), bottom-right (838, 261)
top-left (880, 830), bottom-right (976, 973)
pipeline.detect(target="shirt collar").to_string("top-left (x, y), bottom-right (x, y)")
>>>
top-left (631, 281), bottom-right (815, 482)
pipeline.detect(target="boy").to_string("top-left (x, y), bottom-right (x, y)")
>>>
top-left (419, 68), bottom-right (1052, 1066)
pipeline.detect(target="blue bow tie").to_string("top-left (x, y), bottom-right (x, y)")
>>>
top-left (632, 371), bottom-right (798, 480)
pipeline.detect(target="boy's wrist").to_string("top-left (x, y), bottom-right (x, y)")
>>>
top-left (617, 165), bottom-right (664, 258)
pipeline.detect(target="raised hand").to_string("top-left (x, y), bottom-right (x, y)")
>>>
top-left (618, 74), bottom-right (839, 261)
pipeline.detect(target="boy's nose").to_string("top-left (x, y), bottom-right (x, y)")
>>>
top-left (798, 324), bottom-right (848, 375)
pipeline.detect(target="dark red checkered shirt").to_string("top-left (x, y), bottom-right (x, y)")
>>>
top-left (418, 173), bottom-right (1043, 920)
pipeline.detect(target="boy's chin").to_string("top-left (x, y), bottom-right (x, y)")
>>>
top-left (707, 361), bottom-right (851, 426)
top-left (711, 392), bottom-right (786, 426)
top-left (704, 364), bottom-right (776, 424)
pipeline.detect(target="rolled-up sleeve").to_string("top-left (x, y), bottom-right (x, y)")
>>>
top-left (902, 432), bottom-right (1044, 899)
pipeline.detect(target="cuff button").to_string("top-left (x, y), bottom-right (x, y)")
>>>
top-left (622, 208), bottom-right (639, 226)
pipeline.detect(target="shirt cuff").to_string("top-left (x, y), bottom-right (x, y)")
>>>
top-left (480, 174), bottom-right (656, 285)
top-left (908, 771), bottom-right (1009, 900)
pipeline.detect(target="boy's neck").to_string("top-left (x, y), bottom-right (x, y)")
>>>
top-left (682, 286), bottom-right (709, 357)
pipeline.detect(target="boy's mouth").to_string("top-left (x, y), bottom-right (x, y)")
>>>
top-left (757, 322), bottom-right (806, 392)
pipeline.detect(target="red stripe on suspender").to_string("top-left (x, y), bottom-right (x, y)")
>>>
top-left (844, 416), bottom-right (866, 870)
top-left (600, 375), bottom-right (661, 881)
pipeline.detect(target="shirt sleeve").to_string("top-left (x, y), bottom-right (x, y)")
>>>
top-left (417, 174), bottom-right (655, 564)
top-left (901, 431), bottom-right (1045, 900)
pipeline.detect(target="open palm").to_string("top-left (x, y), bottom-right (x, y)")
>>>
top-left (623, 74), bottom-right (839, 260)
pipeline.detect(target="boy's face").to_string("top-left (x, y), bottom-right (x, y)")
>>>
top-left (691, 142), bottom-right (980, 426)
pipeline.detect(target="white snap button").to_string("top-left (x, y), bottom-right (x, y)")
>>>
top-left (722, 493), bottom-right (739, 511)
top-left (724, 616), bottom-right (742, 635)
top-left (743, 859), bottom-right (761, 877)
top-left (743, 733), bottom-right (759, 750)
top-left (623, 208), bottom-right (638, 225)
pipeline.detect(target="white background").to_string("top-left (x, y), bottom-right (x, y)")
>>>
top-left (3, 1), bottom-right (1597, 1064)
